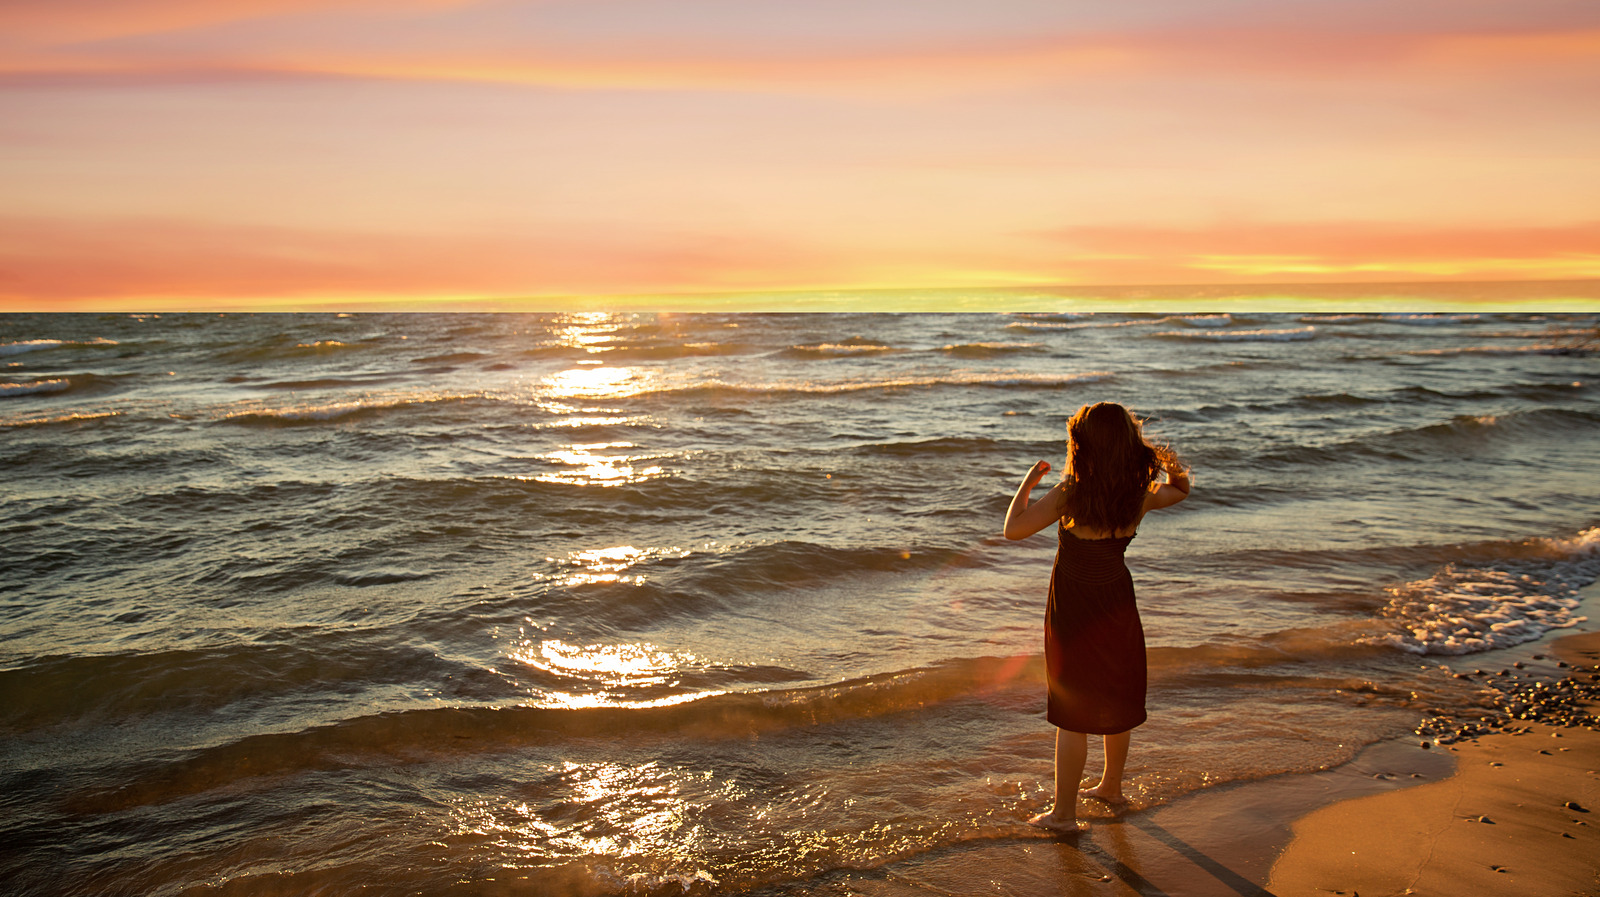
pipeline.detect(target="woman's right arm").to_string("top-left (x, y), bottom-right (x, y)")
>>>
top-left (1003, 461), bottom-right (1065, 540)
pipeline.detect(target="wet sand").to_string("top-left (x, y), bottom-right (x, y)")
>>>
top-left (1268, 626), bottom-right (1600, 897)
top-left (784, 589), bottom-right (1600, 897)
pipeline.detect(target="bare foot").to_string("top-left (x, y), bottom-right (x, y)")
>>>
top-left (1078, 785), bottom-right (1128, 807)
top-left (1028, 811), bottom-right (1089, 835)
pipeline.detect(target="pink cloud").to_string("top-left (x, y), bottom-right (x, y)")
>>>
top-left (0, 0), bottom-right (468, 42)
top-left (3, 16), bottom-right (1596, 92)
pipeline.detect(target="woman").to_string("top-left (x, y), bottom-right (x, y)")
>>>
top-left (1003, 402), bottom-right (1190, 833)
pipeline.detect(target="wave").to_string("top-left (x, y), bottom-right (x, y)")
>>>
top-left (1176, 380), bottom-right (1573, 423)
top-left (1166, 314), bottom-right (1233, 328)
top-left (220, 338), bottom-right (373, 363)
top-left (56, 619), bottom-right (1445, 816)
top-left (522, 370), bottom-right (1116, 402)
top-left (522, 539), bottom-right (1006, 629)
top-left (0, 338), bottom-right (118, 356)
top-left (51, 656), bottom-right (1028, 812)
top-left (1380, 313), bottom-right (1484, 326)
top-left (935, 342), bottom-right (1041, 358)
top-left (551, 342), bottom-right (755, 361)
top-left (1152, 326), bottom-right (1316, 342)
top-left (1252, 408), bottom-right (1600, 466)
top-left (622, 341), bottom-right (753, 359)
top-left (411, 351), bottom-right (492, 365)
top-left (0, 372), bottom-right (119, 400)
top-left (219, 392), bottom-right (488, 425)
top-left (0, 378), bottom-right (71, 398)
top-left (1398, 409), bottom-right (1600, 446)
top-left (1361, 526), bottom-right (1599, 655)
top-left (1005, 319), bottom-right (1153, 332)
top-left (636, 371), bottom-right (1115, 401)
top-left (853, 435), bottom-right (1007, 457)
top-left (1299, 314), bottom-right (1376, 324)
top-left (0, 640), bottom-right (466, 734)
top-left (0, 410), bottom-right (123, 428)
top-left (779, 340), bottom-right (899, 358)
top-left (255, 376), bottom-right (399, 390)
top-left (1480, 327), bottom-right (1598, 340)
top-left (1007, 312), bottom-right (1093, 322)
top-left (1407, 344), bottom-right (1595, 357)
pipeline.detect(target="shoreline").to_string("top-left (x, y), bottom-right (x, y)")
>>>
top-left (1267, 626), bottom-right (1600, 897)
top-left (789, 589), bottom-right (1600, 896)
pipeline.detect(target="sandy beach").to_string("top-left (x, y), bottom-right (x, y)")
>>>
top-left (1268, 627), bottom-right (1600, 897)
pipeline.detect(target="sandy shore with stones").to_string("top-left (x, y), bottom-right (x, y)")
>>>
top-left (1268, 627), bottom-right (1600, 896)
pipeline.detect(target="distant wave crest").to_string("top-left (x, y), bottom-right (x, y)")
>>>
top-left (221, 393), bottom-right (485, 424)
top-left (0, 378), bottom-right (72, 398)
top-left (1152, 327), bottom-right (1316, 342)
top-left (0, 410), bottom-right (122, 428)
top-left (0, 338), bottom-right (118, 356)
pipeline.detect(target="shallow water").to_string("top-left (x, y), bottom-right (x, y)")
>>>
top-left (2, 308), bottom-right (1598, 895)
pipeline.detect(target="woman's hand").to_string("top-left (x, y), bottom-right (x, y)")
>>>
top-left (1024, 460), bottom-right (1051, 486)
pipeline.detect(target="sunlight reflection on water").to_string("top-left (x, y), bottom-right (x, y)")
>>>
top-left (443, 760), bottom-right (727, 885)
top-left (508, 635), bottom-right (724, 709)
top-left (535, 441), bottom-right (665, 485)
top-left (543, 365), bottom-right (653, 400)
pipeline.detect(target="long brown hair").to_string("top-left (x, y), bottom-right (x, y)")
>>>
top-left (1056, 402), bottom-right (1176, 533)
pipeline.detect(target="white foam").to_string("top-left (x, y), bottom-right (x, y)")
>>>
top-left (0, 378), bottom-right (71, 397)
top-left (0, 410), bottom-right (122, 427)
top-left (938, 341), bottom-right (1041, 351)
top-left (593, 866), bottom-right (718, 894)
top-left (1168, 314), bottom-right (1232, 327)
top-left (1299, 314), bottom-right (1375, 324)
top-left (790, 343), bottom-right (895, 355)
top-left (1153, 327), bottom-right (1316, 342)
top-left (1006, 319), bottom-right (1153, 331)
top-left (0, 338), bottom-right (117, 356)
top-left (1364, 527), bottom-right (1600, 655)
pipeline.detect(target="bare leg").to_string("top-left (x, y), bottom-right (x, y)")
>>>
top-left (1079, 730), bottom-right (1130, 805)
top-left (1029, 728), bottom-right (1089, 833)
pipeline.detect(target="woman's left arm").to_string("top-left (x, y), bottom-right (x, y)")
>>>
top-left (1144, 463), bottom-right (1191, 512)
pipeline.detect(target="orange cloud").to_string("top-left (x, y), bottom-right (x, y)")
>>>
top-left (1037, 221), bottom-right (1600, 283)
top-left (0, 216), bottom-right (841, 309)
top-left (6, 215), bottom-right (1596, 311)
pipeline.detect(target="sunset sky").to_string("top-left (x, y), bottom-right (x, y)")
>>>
top-left (2, 0), bottom-right (1598, 309)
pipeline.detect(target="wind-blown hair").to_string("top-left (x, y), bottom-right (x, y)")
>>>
top-left (1056, 402), bottom-right (1177, 533)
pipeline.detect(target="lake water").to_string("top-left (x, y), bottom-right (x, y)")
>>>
top-left (2, 307), bottom-right (1597, 895)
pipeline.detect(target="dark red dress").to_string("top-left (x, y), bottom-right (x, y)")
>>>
top-left (1044, 525), bottom-right (1147, 734)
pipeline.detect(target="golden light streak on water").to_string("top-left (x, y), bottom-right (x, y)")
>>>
top-left (542, 365), bottom-right (652, 400)
top-left (535, 441), bottom-right (665, 485)
top-left (554, 312), bottom-right (621, 354)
